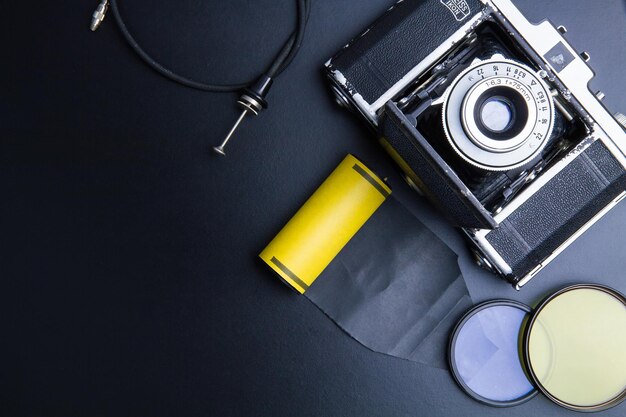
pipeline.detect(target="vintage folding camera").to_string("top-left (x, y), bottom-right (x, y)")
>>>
top-left (325, 0), bottom-right (626, 288)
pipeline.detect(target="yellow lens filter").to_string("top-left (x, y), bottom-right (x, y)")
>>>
top-left (524, 285), bottom-right (626, 411)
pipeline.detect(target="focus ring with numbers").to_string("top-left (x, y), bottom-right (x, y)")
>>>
top-left (442, 59), bottom-right (555, 171)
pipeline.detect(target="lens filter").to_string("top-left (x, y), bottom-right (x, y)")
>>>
top-left (524, 284), bottom-right (626, 411)
top-left (449, 300), bottom-right (536, 406)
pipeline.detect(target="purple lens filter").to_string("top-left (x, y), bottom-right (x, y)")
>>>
top-left (448, 300), bottom-right (536, 407)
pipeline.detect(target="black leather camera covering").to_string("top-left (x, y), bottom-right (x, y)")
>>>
top-left (381, 102), bottom-right (497, 229)
top-left (486, 140), bottom-right (626, 282)
top-left (330, 0), bottom-right (485, 105)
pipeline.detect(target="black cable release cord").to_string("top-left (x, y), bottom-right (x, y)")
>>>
top-left (90, 0), bottom-right (311, 156)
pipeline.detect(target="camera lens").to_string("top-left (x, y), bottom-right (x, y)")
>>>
top-left (472, 87), bottom-right (529, 142)
top-left (442, 59), bottom-right (555, 171)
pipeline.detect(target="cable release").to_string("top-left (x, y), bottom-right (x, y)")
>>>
top-left (90, 0), bottom-right (310, 158)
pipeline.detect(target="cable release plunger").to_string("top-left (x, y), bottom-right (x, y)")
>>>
top-left (213, 75), bottom-right (273, 156)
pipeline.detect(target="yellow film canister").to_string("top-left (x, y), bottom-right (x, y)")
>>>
top-left (259, 154), bottom-right (391, 293)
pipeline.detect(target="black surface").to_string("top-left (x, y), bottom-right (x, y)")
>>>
top-left (2, 1), bottom-right (626, 416)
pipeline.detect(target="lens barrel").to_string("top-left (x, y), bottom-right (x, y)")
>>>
top-left (442, 59), bottom-right (555, 171)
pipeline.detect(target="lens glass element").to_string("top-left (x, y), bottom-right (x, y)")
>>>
top-left (480, 97), bottom-right (513, 133)
top-left (472, 87), bottom-right (529, 142)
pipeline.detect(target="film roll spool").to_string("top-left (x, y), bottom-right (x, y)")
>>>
top-left (259, 154), bottom-right (390, 293)
top-left (524, 284), bottom-right (626, 412)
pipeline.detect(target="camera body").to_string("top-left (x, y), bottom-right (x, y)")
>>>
top-left (325, 0), bottom-right (626, 288)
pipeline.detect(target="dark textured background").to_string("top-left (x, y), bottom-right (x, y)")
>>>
top-left (2, 1), bottom-right (625, 416)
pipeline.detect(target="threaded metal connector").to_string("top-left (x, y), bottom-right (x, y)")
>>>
top-left (90, 0), bottom-right (109, 31)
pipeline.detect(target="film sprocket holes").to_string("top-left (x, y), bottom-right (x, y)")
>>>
top-left (325, 0), bottom-right (626, 288)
